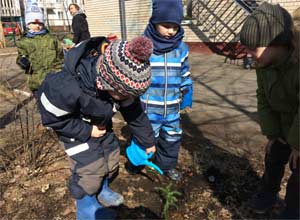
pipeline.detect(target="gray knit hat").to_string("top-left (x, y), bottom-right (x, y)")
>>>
top-left (96, 36), bottom-right (153, 97)
top-left (240, 2), bottom-right (292, 49)
top-left (25, 0), bottom-right (44, 25)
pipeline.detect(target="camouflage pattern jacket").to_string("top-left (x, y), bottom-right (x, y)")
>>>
top-left (16, 31), bottom-right (63, 91)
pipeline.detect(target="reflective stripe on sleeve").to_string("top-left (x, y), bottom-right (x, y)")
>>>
top-left (65, 143), bottom-right (89, 156)
top-left (41, 92), bottom-right (70, 117)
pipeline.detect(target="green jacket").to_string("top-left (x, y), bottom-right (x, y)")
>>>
top-left (256, 52), bottom-right (299, 150)
top-left (16, 32), bottom-right (63, 91)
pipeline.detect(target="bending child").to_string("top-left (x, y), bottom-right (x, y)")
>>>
top-left (37, 36), bottom-right (155, 220)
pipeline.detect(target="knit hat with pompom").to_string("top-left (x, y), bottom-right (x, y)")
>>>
top-left (96, 36), bottom-right (153, 97)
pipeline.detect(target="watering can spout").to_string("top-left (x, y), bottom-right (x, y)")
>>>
top-left (145, 161), bottom-right (164, 175)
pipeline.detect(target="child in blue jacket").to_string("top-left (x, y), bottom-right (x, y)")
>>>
top-left (140, 0), bottom-right (193, 181)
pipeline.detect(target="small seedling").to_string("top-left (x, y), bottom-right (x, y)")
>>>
top-left (155, 183), bottom-right (182, 220)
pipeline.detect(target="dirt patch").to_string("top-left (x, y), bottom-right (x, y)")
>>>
top-left (0, 118), bottom-right (286, 220)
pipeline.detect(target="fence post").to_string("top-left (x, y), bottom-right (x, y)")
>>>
top-left (119, 0), bottom-right (127, 41)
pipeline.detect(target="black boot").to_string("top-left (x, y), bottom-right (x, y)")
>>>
top-left (251, 140), bottom-right (291, 214)
top-left (279, 156), bottom-right (300, 219)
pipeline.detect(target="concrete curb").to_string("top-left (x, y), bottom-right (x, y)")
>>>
top-left (0, 52), bottom-right (18, 56)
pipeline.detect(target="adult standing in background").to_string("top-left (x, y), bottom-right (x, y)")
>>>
top-left (69, 3), bottom-right (90, 44)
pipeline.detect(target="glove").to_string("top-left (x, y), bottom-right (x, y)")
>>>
top-left (180, 85), bottom-right (193, 111)
top-left (62, 38), bottom-right (75, 51)
top-left (17, 56), bottom-right (31, 72)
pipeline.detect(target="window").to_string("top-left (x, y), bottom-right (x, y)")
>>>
top-left (58, 11), bottom-right (64, 19)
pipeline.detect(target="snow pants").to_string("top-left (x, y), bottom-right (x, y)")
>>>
top-left (60, 132), bottom-right (120, 199)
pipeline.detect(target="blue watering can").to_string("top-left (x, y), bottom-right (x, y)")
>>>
top-left (126, 139), bottom-right (163, 175)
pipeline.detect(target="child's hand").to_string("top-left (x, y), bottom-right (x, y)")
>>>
top-left (91, 125), bottom-right (106, 138)
top-left (180, 107), bottom-right (192, 114)
top-left (180, 85), bottom-right (193, 111)
top-left (289, 148), bottom-right (299, 169)
top-left (146, 145), bottom-right (156, 154)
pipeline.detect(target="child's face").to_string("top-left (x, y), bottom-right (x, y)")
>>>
top-left (107, 90), bottom-right (132, 101)
top-left (28, 22), bottom-right (44, 32)
top-left (245, 45), bottom-right (289, 68)
top-left (155, 22), bottom-right (179, 39)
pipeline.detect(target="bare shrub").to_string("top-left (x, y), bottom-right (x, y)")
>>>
top-left (0, 85), bottom-right (58, 173)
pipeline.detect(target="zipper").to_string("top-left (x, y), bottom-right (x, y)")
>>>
top-left (164, 53), bottom-right (168, 117)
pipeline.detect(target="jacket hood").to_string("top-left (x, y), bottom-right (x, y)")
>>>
top-left (63, 37), bottom-right (107, 93)
top-left (74, 12), bottom-right (87, 19)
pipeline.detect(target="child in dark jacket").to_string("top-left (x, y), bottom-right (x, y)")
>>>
top-left (37, 36), bottom-right (155, 220)
top-left (138, 0), bottom-right (193, 181)
top-left (240, 3), bottom-right (299, 219)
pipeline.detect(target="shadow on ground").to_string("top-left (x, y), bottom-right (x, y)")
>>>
top-left (116, 204), bottom-right (161, 219)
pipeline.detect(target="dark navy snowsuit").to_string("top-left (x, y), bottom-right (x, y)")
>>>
top-left (37, 37), bottom-right (155, 199)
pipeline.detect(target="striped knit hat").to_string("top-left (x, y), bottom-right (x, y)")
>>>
top-left (96, 36), bottom-right (153, 97)
top-left (240, 2), bottom-right (292, 49)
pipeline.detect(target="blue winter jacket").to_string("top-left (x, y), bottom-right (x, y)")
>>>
top-left (140, 41), bottom-right (193, 118)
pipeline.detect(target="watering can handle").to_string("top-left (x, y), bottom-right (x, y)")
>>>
top-left (147, 152), bottom-right (153, 158)
top-left (145, 161), bottom-right (164, 175)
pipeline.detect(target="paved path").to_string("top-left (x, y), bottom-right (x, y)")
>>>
top-left (0, 47), bottom-right (25, 89)
top-left (0, 48), bottom-right (29, 128)
top-left (186, 53), bottom-right (264, 156)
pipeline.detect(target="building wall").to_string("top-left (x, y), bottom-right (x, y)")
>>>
top-left (1, 0), bottom-right (21, 17)
top-left (84, 0), bottom-right (300, 43)
top-left (85, 0), bottom-right (121, 38)
top-left (10, 0), bottom-right (84, 28)
top-left (84, 0), bottom-right (200, 41)
top-left (124, 0), bottom-right (151, 40)
top-left (269, 0), bottom-right (300, 13)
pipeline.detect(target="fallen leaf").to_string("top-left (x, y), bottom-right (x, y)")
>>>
top-left (41, 184), bottom-right (50, 193)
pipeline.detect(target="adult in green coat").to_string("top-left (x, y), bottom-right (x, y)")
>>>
top-left (240, 3), bottom-right (299, 219)
top-left (16, 0), bottom-right (63, 92)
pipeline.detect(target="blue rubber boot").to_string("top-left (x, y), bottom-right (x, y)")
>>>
top-left (97, 178), bottom-right (124, 207)
top-left (76, 195), bottom-right (116, 220)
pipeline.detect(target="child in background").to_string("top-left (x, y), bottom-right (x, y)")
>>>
top-left (16, 0), bottom-right (63, 92)
top-left (138, 0), bottom-right (193, 181)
